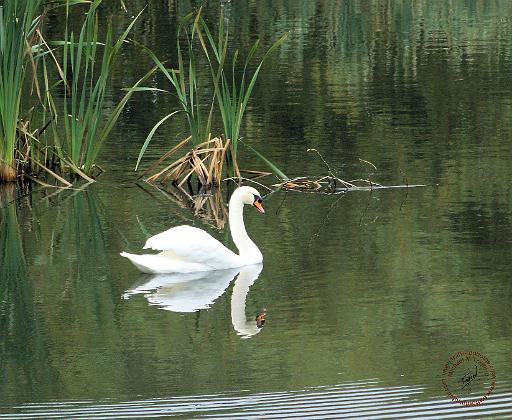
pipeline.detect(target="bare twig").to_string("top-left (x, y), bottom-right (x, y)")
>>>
top-left (307, 148), bottom-right (338, 178)
top-left (223, 176), bottom-right (273, 192)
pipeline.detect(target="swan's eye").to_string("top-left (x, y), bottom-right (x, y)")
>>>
top-left (252, 195), bottom-right (265, 214)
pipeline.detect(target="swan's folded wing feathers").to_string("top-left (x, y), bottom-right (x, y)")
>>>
top-left (144, 226), bottom-right (216, 250)
top-left (143, 225), bottom-right (239, 268)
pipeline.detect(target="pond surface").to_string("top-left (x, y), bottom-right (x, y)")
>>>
top-left (1, 1), bottom-right (512, 418)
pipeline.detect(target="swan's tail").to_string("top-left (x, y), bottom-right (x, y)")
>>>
top-left (120, 252), bottom-right (159, 274)
top-left (120, 251), bottom-right (213, 274)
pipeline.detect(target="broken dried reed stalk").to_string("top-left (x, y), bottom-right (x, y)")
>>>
top-left (14, 119), bottom-right (76, 188)
top-left (272, 149), bottom-right (381, 194)
top-left (141, 135), bottom-right (273, 226)
top-left (144, 136), bottom-right (237, 191)
top-left (274, 176), bottom-right (382, 194)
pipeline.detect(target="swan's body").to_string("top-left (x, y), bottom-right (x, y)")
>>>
top-left (120, 186), bottom-right (265, 273)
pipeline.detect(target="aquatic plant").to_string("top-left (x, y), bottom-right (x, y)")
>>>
top-left (144, 136), bottom-right (231, 190)
top-left (0, 0), bottom-right (42, 181)
top-left (54, 0), bottom-right (144, 179)
top-left (196, 11), bottom-right (287, 172)
top-left (0, 0), bottom-right (147, 185)
top-left (136, 9), bottom-right (287, 190)
top-left (135, 11), bottom-right (212, 153)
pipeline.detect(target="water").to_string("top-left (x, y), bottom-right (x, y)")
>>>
top-left (1, 0), bottom-right (512, 417)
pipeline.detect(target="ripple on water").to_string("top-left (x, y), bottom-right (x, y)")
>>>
top-left (2, 380), bottom-right (511, 419)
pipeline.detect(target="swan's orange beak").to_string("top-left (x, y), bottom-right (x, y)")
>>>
top-left (253, 198), bottom-right (265, 214)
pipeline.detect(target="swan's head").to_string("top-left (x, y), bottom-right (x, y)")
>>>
top-left (234, 186), bottom-right (265, 214)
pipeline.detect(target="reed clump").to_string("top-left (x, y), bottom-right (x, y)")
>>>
top-left (1, 0), bottom-right (146, 186)
top-left (0, 0), bottom-right (42, 182)
top-left (136, 8), bottom-right (287, 198)
top-left (49, 0), bottom-right (145, 182)
top-left (196, 10), bottom-right (287, 172)
top-left (144, 136), bottom-right (234, 191)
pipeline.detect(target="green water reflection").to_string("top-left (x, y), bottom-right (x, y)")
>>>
top-left (1, 0), bottom-right (512, 413)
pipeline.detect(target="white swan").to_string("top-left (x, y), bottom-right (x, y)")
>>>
top-left (120, 186), bottom-right (265, 273)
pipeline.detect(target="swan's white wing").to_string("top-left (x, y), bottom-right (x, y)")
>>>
top-left (143, 225), bottom-right (240, 269)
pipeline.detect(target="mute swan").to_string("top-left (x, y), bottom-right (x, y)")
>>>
top-left (120, 186), bottom-right (265, 273)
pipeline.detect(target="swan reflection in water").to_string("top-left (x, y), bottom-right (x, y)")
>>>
top-left (123, 264), bottom-right (265, 338)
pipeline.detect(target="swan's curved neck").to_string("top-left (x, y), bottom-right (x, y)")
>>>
top-left (229, 196), bottom-right (262, 263)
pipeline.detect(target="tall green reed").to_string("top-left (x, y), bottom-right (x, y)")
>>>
top-left (196, 13), bottom-right (287, 170)
top-left (0, 0), bottom-right (42, 181)
top-left (55, 0), bottom-right (144, 179)
top-left (136, 9), bottom-right (287, 179)
top-left (134, 11), bottom-right (213, 171)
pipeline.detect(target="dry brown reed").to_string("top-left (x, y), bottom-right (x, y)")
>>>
top-left (140, 136), bottom-right (233, 228)
top-left (13, 118), bottom-right (74, 188)
top-left (140, 135), bottom-right (274, 228)
top-left (273, 176), bottom-right (382, 194)
top-left (272, 148), bottom-right (382, 194)
top-left (143, 136), bottom-right (234, 190)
